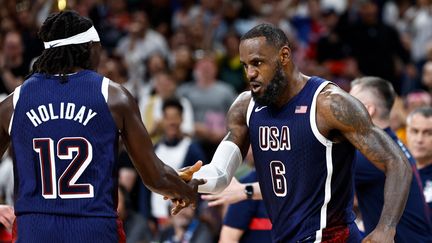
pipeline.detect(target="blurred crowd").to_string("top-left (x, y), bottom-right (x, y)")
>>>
top-left (1, 0), bottom-right (432, 242)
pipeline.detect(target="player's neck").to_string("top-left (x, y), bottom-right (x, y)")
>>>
top-left (274, 71), bottom-right (308, 108)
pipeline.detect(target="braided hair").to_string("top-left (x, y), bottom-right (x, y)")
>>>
top-left (29, 11), bottom-right (95, 80)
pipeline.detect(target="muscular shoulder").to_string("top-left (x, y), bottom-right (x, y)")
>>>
top-left (107, 81), bottom-right (133, 109)
top-left (316, 84), bottom-right (372, 138)
top-left (228, 91), bottom-right (252, 124)
top-left (107, 81), bottom-right (140, 131)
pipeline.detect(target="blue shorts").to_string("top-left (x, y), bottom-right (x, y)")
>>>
top-left (13, 213), bottom-right (125, 243)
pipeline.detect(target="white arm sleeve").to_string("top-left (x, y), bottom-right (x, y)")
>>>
top-left (192, 141), bottom-right (242, 193)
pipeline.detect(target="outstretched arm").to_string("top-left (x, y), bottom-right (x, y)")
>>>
top-left (190, 92), bottom-right (252, 193)
top-left (108, 82), bottom-right (204, 214)
top-left (318, 85), bottom-right (411, 242)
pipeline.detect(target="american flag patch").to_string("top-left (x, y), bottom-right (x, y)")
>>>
top-left (295, 105), bottom-right (308, 113)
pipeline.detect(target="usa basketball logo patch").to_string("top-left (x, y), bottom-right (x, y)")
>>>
top-left (295, 105), bottom-right (308, 114)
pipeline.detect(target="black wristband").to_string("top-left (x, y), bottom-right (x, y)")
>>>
top-left (245, 184), bottom-right (254, 199)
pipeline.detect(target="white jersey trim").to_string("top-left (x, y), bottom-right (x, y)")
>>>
top-left (309, 80), bottom-right (333, 243)
top-left (101, 77), bottom-right (110, 103)
top-left (314, 143), bottom-right (334, 242)
top-left (8, 85), bottom-right (22, 135)
top-left (310, 81), bottom-right (332, 146)
top-left (246, 93), bottom-right (255, 127)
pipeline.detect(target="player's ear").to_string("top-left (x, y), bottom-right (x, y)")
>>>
top-left (365, 104), bottom-right (376, 117)
top-left (280, 46), bottom-right (291, 64)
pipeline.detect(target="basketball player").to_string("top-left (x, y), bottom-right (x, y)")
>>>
top-left (205, 77), bottom-right (432, 242)
top-left (180, 24), bottom-right (412, 242)
top-left (0, 11), bottom-right (203, 242)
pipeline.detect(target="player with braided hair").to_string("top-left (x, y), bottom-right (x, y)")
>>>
top-left (0, 10), bottom-right (204, 243)
top-left (29, 11), bottom-right (94, 78)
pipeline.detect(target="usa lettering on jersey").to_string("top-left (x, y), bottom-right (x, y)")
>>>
top-left (26, 102), bottom-right (97, 127)
top-left (259, 126), bottom-right (291, 151)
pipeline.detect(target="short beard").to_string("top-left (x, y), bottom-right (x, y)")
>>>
top-left (252, 63), bottom-right (287, 106)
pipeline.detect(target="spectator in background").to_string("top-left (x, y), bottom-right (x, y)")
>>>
top-left (14, 0), bottom-right (45, 65)
top-left (171, 45), bottom-right (195, 84)
top-left (350, 77), bottom-right (432, 242)
top-left (118, 185), bottom-right (152, 243)
top-left (159, 203), bottom-right (213, 243)
top-left (218, 31), bottom-right (247, 93)
top-left (139, 52), bottom-right (170, 100)
top-left (96, 0), bottom-right (131, 52)
top-left (140, 98), bottom-right (205, 228)
top-left (404, 0), bottom-right (432, 67)
top-left (422, 60), bottom-right (432, 94)
top-left (115, 10), bottom-right (169, 91)
top-left (316, 7), bottom-right (359, 90)
top-left (395, 90), bottom-right (432, 144)
top-left (177, 53), bottom-right (236, 162)
top-left (342, 0), bottom-right (413, 94)
top-left (0, 31), bottom-right (29, 94)
top-left (406, 106), bottom-right (432, 217)
top-left (139, 72), bottom-right (195, 143)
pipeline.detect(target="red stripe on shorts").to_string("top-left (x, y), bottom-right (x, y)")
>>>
top-left (248, 218), bottom-right (272, 230)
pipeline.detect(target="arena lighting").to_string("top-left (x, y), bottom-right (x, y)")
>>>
top-left (58, 0), bottom-right (67, 11)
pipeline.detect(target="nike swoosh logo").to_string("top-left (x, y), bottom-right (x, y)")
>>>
top-left (255, 106), bottom-right (267, 112)
top-left (49, 43), bottom-right (60, 48)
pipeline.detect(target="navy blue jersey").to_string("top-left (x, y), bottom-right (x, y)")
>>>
top-left (247, 77), bottom-right (360, 242)
top-left (419, 164), bottom-right (432, 220)
top-left (355, 128), bottom-right (432, 242)
top-left (10, 70), bottom-right (119, 217)
top-left (223, 171), bottom-right (272, 243)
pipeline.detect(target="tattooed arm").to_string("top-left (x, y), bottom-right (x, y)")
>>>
top-left (317, 85), bottom-right (411, 243)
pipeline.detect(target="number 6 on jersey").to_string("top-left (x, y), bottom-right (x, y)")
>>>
top-left (270, 160), bottom-right (287, 197)
top-left (33, 137), bottom-right (94, 199)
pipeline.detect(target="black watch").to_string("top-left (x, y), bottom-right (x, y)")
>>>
top-left (244, 184), bottom-right (254, 199)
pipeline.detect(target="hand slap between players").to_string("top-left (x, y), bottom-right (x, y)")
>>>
top-left (168, 161), bottom-right (206, 215)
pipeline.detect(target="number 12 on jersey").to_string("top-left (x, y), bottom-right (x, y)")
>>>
top-left (33, 137), bottom-right (94, 199)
